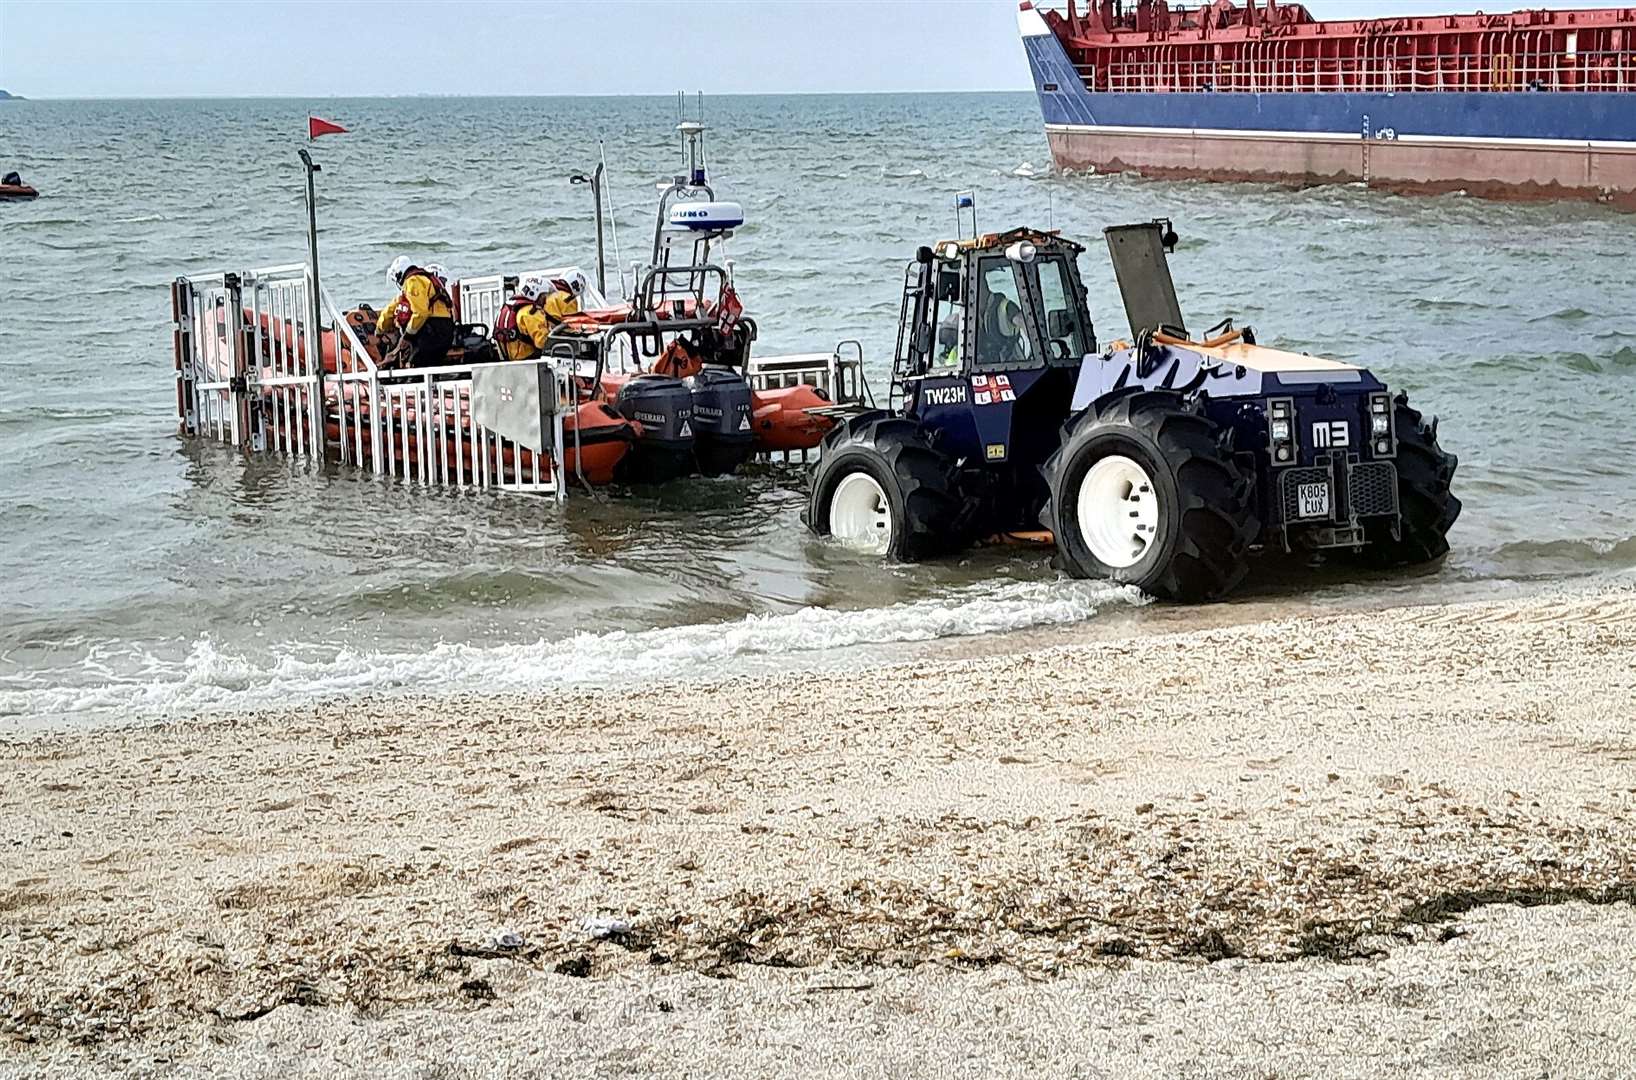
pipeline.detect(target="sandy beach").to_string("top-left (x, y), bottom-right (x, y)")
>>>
top-left (4, 582), bottom-right (1635, 1078)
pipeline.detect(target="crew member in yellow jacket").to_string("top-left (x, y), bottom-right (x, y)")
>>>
top-left (493, 275), bottom-right (584, 361)
top-left (543, 274), bottom-right (584, 325)
top-left (377, 255), bottom-right (455, 367)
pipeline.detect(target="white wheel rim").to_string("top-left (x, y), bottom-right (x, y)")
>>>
top-left (1076, 454), bottom-right (1160, 569)
top-left (829, 472), bottom-right (893, 554)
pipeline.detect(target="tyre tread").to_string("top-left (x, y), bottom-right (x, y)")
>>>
top-left (1040, 389), bottom-right (1259, 601)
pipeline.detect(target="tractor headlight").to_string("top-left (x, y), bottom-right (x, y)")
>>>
top-left (1267, 397), bottom-right (1297, 466)
top-left (1368, 392), bottom-right (1394, 455)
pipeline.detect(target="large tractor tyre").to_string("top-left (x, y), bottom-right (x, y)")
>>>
top-left (1352, 399), bottom-right (1462, 568)
top-left (804, 416), bottom-right (968, 562)
top-left (1041, 390), bottom-right (1259, 602)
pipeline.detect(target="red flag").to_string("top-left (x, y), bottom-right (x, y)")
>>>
top-left (308, 116), bottom-right (348, 140)
top-left (715, 282), bottom-right (744, 332)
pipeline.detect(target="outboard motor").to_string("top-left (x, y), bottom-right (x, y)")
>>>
top-left (688, 366), bottom-right (755, 476)
top-left (615, 374), bottom-right (696, 483)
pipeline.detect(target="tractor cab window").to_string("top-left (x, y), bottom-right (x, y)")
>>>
top-left (932, 265), bottom-right (964, 368)
top-left (1037, 256), bottom-right (1092, 362)
top-left (974, 258), bottom-right (1031, 368)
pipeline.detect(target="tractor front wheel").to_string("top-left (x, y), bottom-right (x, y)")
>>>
top-left (1041, 390), bottom-right (1258, 602)
top-left (805, 415), bottom-right (968, 561)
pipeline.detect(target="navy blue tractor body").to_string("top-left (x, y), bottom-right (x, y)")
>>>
top-left (804, 221), bottom-right (1459, 600)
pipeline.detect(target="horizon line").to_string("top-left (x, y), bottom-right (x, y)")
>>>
top-left (1, 88), bottom-right (1035, 103)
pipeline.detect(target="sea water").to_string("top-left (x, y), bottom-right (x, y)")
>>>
top-left (2, 93), bottom-right (1634, 724)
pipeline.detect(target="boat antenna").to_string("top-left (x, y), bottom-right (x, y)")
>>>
top-left (599, 140), bottom-right (624, 300)
top-left (698, 91), bottom-right (709, 181)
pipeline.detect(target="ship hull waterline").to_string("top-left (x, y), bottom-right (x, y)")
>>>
top-left (1045, 124), bottom-right (1636, 209)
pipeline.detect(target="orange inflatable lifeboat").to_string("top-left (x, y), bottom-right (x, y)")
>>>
top-left (222, 297), bottom-right (841, 484)
top-left (747, 384), bottom-right (837, 453)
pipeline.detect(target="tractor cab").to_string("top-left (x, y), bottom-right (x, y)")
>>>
top-left (890, 229), bottom-right (1095, 500)
top-left (893, 228), bottom-right (1094, 402)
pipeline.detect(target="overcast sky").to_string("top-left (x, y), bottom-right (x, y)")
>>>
top-left (0, 0), bottom-right (1607, 98)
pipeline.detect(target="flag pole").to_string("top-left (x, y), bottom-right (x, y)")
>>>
top-left (298, 148), bottom-right (328, 457)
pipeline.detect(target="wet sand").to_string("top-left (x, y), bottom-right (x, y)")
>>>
top-left (4, 582), bottom-right (1635, 1077)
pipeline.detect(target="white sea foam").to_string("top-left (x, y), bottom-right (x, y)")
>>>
top-left (0, 579), bottom-right (1143, 727)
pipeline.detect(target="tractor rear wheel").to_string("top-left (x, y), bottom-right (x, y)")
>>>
top-left (1352, 399), bottom-right (1461, 567)
top-left (804, 414), bottom-right (967, 561)
top-left (1041, 390), bottom-right (1258, 602)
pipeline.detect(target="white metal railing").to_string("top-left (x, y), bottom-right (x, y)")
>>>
top-left (1091, 49), bottom-right (1635, 94)
top-left (173, 264), bottom-right (879, 486)
top-left (456, 267), bottom-right (610, 331)
top-left (172, 268), bottom-right (566, 500)
top-left (170, 264), bottom-right (325, 457)
top-left (324, 288), bottom-right (567, 497)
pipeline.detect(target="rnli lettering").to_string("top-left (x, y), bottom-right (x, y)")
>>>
top-left (1311, 420), bottom-right (1350, 448)
top-left (923, 384), bottom-right (968, 406)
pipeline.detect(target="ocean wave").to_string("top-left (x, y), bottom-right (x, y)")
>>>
top-left (1467, 346), bottom-right (1636, 374)
top-left (0, 578), bottom-right (1141, 725)
top-left (1528, 306), bottom-right (1596, 323)
top-left (1410, 296), bottom-right (1492, 312)
top-left (1471, 535), bottom-right (1636, 576)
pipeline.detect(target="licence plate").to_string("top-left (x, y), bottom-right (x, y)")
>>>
top-left (1297, 482), bottom-right (1331, 519)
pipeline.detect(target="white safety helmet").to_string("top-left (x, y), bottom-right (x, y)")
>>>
top-left (424, 263), bottom-right (451, 286)
top-left (565, 270), bottom-right (588, 296)
top-left (516, 274), bottom-right (548, 302)
top-left (387, 255), bottom-right (412, 286)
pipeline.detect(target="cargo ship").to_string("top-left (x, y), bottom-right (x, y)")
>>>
top-left (1018, 0), bottom-right (1636, 207)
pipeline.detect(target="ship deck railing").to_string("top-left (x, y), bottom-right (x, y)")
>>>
top-left (1081, 49), bottom-right (1634, 94)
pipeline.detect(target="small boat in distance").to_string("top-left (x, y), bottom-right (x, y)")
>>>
top-left (1, 171), bottom-right (39, 200)
top-left (1019, 0), bottom-right (1636, 208)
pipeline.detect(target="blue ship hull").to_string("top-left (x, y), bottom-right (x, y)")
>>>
top-left (1021, 17), bottom-right (1636, 206)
